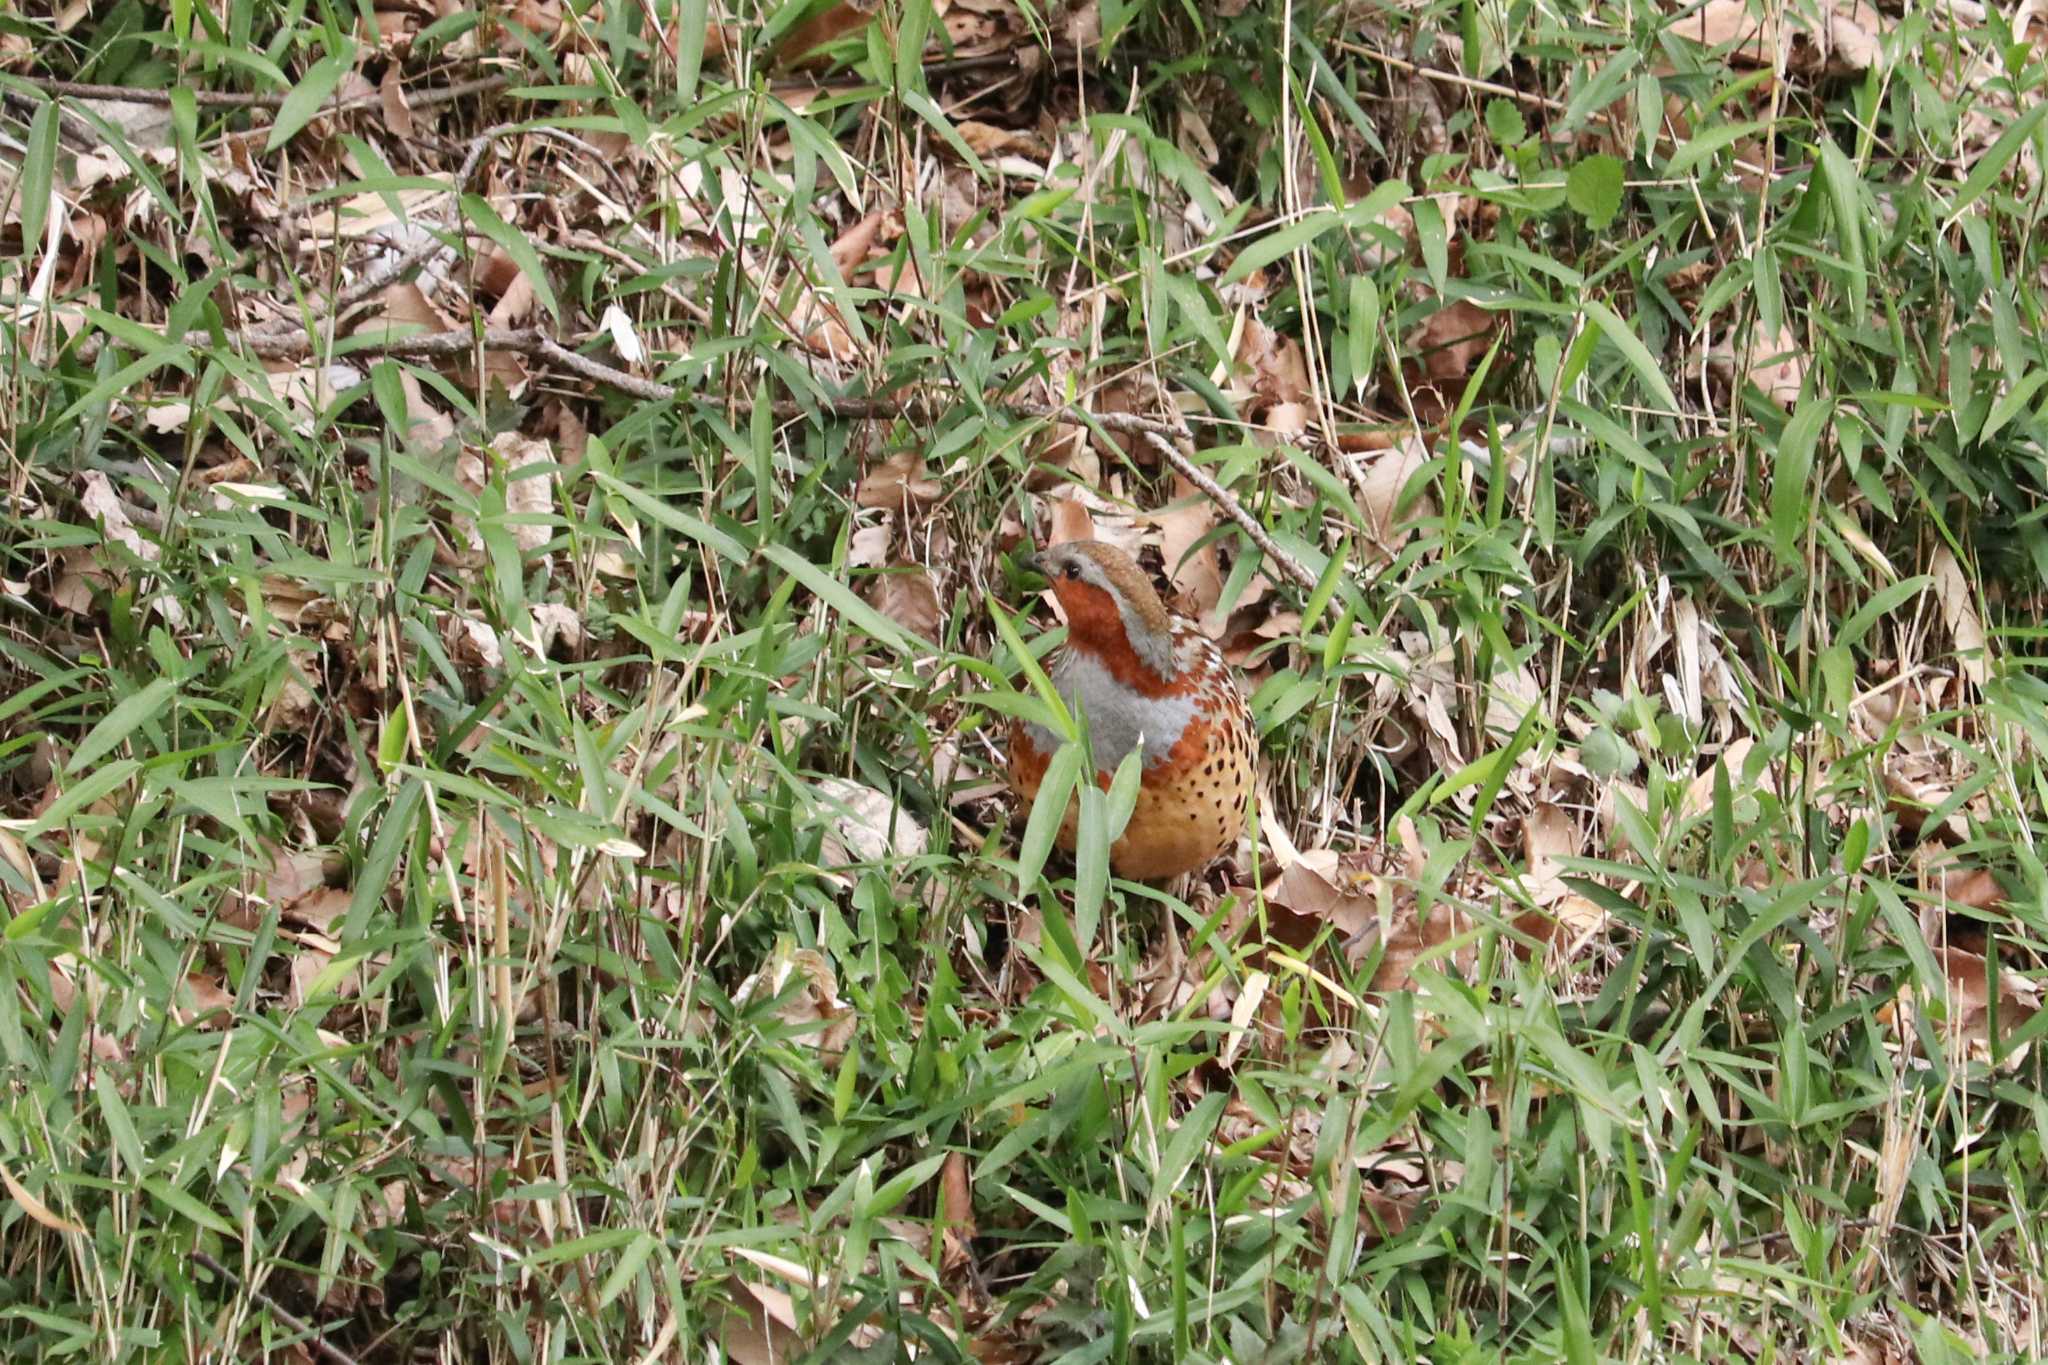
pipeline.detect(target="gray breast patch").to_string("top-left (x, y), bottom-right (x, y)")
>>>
top-left (1038, 651), bottom-right (1197, 777)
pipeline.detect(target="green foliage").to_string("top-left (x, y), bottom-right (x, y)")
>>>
top-left (0, 0), bottom-right (2044, 1359)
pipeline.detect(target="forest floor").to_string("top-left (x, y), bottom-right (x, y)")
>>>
top-left (2, 0), bottom-right (2046, 1360)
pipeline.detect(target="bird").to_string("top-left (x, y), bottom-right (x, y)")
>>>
top-left (1005, 539), bottom-right (1254, 880)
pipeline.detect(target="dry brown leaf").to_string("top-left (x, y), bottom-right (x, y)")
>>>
top-left (1046, 492), bottom-right (1097, 546)
top-left (1353, 435), bottom-right (1434, 561)
top-left (49, 547), bottom-right (109, 615)
top-left (1680, 737), bottom-right (1757, 822)
top-left (1707, 319), bottom-right (1805, 411)
top-left (814, 776), bottom-right (929, 874)
top-left (527, 602), bottom-right (584, 655)
top-left (173, 973), bottom-right (234, 1028)
top-left (1402, 299), bottom-right (1499, 419)
top-left (447, 614), bottom-right (504, 668)
top-left (733, 942), bottom-right (857, 1058)
top-left (705, 1277), bottom-right (807, 1365)
top-left (776, 0), bottom-right (877, 65)
top-left (1673, 0), bottom-right (1776, 63)
top-left (79, 471), bottom-right (153, 563)
top-left (378, 67), bottom-right (414, 137)
top-left (869, 564), bottom-right (943, 642)
top-left (828, 209), bottom-right (889, 274)
top-left (1265, 845), bottom-right (1410, 946)
top-left (43, 960), bottom-right (79, 1019)
top-left (1552, 894), bottom-right (1606, 935)
top-left (1358, 900), bottom-right (1475, 992)
top-left (1262, 401), bottom-right (1311, 438)
top-left (482, 432), bottom-right (558, 554)
top-left (939, 1150), bottom-right (974, 1236)
top-left (488, 270), bottom-right (537, 327)
top-left (0, 830), bottom-right (42, 913)
top-left (1149, 484), bottom-right (1222, 618)
top-left (289, 946), bottom-right (364, 1005)
top-left (956, 121), bottom-right (1044, 158)
top-left (847, 523), bottom-right (893, 569)
top-left (856, 451), bottom-right (942, 512)
top-left (1676, 0), bottom-right (1883, 75)
top-left (1929, 547), bottom-right (1987, 686)
top-left (1218, 969), bottom-right (1270, 1069)
top-left (1233, 316), bottom-right (1311, 408)
top-left (259, 677), bottom-right (319, 746)
top-left (285, 886), bottom-right (352, 934)
top-left (1930, 946), bottom-right (2040, 1051)
top-left (872, 254), bottom-right (933, 300)
top-left (1939, 866), bottom-right (2006, 914)
top-left (1522, 802), bottom-right (1578, 906)
top-left (262, 843), bottom-right (339, 909)
top-left (1219, 606), bottom-right (1300, 668)
top-left (371, 7), bottom-right (418, 49)
top-left (1817, 2), bottom-right (1883, 74)
top-left (1, 1161), bottom-right (84, 1236)
top-left (358, 280), bottom-right (451, 341)
top-left (301, 186), bottom-right (446, 242)
top-left (78, 99), bottom-right (174, 154)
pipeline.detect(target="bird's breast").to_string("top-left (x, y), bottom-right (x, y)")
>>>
top-left (1050, 647), bottom-right (1201, 775)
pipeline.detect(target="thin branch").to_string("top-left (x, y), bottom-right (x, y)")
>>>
top-left (0, 89), bottom-right (100, 150)
top-left (2, 70), bottom-right (510, 113)
top-left (1135, 430), bottom-right (1318, 591)
top-left (190, 1250), bottom-right (363, 1365)
top-left (91, 314), bottom-right (1322, 588)
top-left (248, 121), bottom-right (521, 340)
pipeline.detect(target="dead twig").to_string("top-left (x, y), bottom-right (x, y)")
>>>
top-left (82, 314), bottom-right (1322, 588)
top-left (2, 70), bottom-right (510, 113)
top-left (189, 1250), bottom-right (363, 1365)
top-left (249, 121), bottom-right (523, 341)
top-left (0, 89), bottom-right (100, 150)
top-left (1133, 429), bottom-right (1317, 590)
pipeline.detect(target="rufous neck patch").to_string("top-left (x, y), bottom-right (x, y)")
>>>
top-left (1054, 579), bottom-right (1178, 697)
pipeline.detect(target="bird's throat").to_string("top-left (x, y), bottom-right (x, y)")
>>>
top-left (1052, 578), bottom-right (1181, 693)
top-left (1062, 628), bottom-right (1178, 698)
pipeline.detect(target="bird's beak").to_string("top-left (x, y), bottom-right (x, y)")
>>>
top-left (1019, 550), bottom-right (1043, 578)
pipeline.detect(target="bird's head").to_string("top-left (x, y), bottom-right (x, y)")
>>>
top-left (1023, 540), bottom-right (1179, 682)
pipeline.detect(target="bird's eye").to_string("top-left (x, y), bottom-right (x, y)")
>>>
top-left (1062, 565), bottom-right (1080, 581)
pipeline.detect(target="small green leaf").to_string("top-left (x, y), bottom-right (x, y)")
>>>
top-left (1815, 133), bottom-right (1867, 318)
top-left (1220, 208), bottom-right (1340, 286)
top-left (1071, 779), bottom-right (1109, 953)
top-left (17, 102), bottom-right (57, 259)
top-left (1581, 725), bottom-right (1637, 779)
top-left (266, 51), bottom-right (356, 152)
top-left (1771, 394), bottom-right (1833, 569)
top-left (1414, 197), bottom-right (1448, 293)
top-left (1664, 120), bottom-right (1765, 178)
top-left (1348, 276), bottom-right (1380, 396)
top-left (1580, 300), bottom-right (1680, 414)
top-left (66, 677), bottom-right (175, 777)
top-left (144, 1177), bottom-right (237, 1236)
top-left (1567, 153), bottom-right (1625, 227)
top-left (462, 193), bottom-right (561, 322)
top-left (1485, 98), bottom-right (1526, 147)
top-left (1017, 739), bottom-right (1081, 891)
top-left (760, 542), bottom-right (922, 661)
top-left (378, 705), bottom-right (411, 773)
top-left (1950, 101), bottom-right (2048, 218)
top-left (595, 1233), bottom-right (657, 1309)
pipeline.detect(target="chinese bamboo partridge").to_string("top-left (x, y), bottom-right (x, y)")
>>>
top-left (1005, 540), bottom-right (1254, 880)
